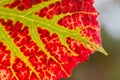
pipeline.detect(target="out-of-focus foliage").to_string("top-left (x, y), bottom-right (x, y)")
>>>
top-left (113, 0), bottom-right (120, 4)
top-left (95, 0), bottom-right (120, 40)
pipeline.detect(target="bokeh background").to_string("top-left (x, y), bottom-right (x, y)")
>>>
top-left (61, 0), bottom-right (120, 80)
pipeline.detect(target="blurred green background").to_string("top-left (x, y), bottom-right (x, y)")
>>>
top-left (61, 0), bottom-right (120, 80)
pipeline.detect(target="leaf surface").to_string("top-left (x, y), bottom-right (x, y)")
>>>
top-left (0, 0), bottom-right (107, 80)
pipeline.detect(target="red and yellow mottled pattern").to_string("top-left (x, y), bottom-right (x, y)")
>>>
top-left (0, 42), bottom-right (12, 80)
top-left (4, 0), bottom-right (49, 11)
top-left (0, 0), bottom-right (106, 80)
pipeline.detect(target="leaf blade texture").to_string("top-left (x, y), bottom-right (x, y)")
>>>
top-left (0, 0), bottom-right (107, 80)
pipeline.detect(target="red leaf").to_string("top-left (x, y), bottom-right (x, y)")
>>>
top-left (0, 0), bottom-right (107, 80)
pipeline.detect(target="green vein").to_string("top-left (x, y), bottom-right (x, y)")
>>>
top-left (0, 8), bottom-right (106, 54)
top-left (0, 1), bottom-right (108, 80)
top-left (0, 24), bottom-right (41, 80)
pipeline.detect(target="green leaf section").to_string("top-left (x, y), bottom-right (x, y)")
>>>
top-left (0, 24), bottom-right (41, 79)
top-left (0, 0), bottom-right (108, 79)
top-left (0, 0), bottom-right (108, 61)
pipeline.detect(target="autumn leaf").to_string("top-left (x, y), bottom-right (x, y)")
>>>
top-left (0, 0), bottom-right (108, 80)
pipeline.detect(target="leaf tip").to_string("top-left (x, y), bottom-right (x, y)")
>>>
top-left (98, 47), bottom-right (109, 56)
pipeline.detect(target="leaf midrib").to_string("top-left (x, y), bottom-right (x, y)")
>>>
top-left (0, 8), bottom-right (100, 52)
top-left (0, 8), bottom-right (74, 78)
top-left (0, 9), bottom-right (87, 41)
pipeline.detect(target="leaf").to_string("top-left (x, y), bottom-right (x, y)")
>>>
top-left (0, 0), bottom-right (108, 80)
